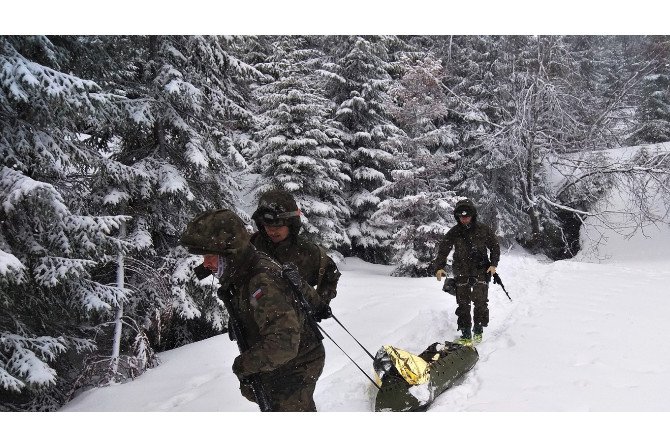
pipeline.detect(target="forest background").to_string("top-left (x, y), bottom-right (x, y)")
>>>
top-left (2, 32), bottom-right (670, 411)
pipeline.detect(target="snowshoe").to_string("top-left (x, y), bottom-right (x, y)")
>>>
top-left (455, 327), bottom-right (473, 346)
top-left (373, 341), bottom-right (479, 412)
top-left (455, 335), bottom-right (473, 346)
top-left (472, 326), bottom-right (483, 344)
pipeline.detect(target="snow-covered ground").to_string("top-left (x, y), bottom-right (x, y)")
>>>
top-left (61, 238), bottom-right (670, 413)
top-left (52, 216), bottom-right (670, 444)
top-left (23, 144), bottom-right (670, 442)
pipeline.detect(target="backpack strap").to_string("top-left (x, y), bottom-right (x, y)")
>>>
top-left (281, 262), bottom-right (324, 341)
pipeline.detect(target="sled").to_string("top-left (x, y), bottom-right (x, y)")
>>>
top-left (373, 341), bottom-right (479, 412)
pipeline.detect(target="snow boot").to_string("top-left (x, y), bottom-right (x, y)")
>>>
top-left (473, 325), bottom-right (483, 344)
top-left (456, 327), bottom-right (472, 346)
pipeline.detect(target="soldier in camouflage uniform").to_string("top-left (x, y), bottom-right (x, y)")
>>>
top-left (181, 209), bottom-right (325, 411)
top-left (250, 190), bottom-right (341, 322)
top-left (431, 199), bottom-right (500, 343)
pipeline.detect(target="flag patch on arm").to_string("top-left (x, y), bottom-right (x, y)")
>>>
top-left (250, 288), bottom-right (264, 308)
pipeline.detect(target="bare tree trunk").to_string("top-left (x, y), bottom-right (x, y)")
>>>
top-left (111, 221), bottom-right (126, 376)
top-left (148, 36), bottom-right (167, 158)
top-left (447, 35), bottom-right (453, 64)
top-left (523, 134), bottom-right (543, 247)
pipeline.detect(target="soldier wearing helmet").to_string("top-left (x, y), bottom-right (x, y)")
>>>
top-left (181, 209), bottom-right (325, 411)
top-left (431, 199), bottom-right (500, 344)
top-left (250, 190), bottom-right (341, 322)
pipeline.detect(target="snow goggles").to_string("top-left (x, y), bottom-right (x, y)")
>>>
top-left (260, 210), bottom-right (301, 226)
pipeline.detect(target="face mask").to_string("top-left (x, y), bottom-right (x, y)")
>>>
top-left (214, 255), bottom-right (227, 279)
top-left (204, 255), bottom-right (227, 279)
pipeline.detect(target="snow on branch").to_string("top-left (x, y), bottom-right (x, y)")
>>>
top-left (76, 278), bottom-right (130, 311)
top-left (0, 167), bottom-right (68, 215)
top-left (1, 41), bottom-right (102, 109)
top-left (0, 248), bottom-right (25, 282)
top-left (0, 366), bottom-right (24, 392)
top-left (33, 256), bottom-right (96, 287)
top-left (156, 163), bottom-right (195, 200)
top-left (538, 195), bottom-right (594, 216)
top-left (353, 166), bottom-right (386, 182)
top-left (0, 333), bottom-right (67, 391)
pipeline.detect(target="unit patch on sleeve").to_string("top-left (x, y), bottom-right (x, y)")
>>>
top-left (250, 288), bottom-right (264, 308)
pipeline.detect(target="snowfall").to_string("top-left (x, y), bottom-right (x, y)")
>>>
top-left (8, 150), bottom-right (670, 446)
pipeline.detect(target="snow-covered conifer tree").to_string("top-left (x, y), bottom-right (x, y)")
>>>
top-left (0, 36), bottom-right (133, 409)
top-left (628, 38), bottom-right (670, 144)
top-left (374, 157), bottom-right (461, 277)
top-left (325, 36), bottom-right (406, 263)
top-left (377, 55), bottom-right (461, 276)
top-left (87, 36), bottom-right (266, 348)
top-left (432, 36), bottom-right (516, 233)
top-left (251, 37), bottom-right (351, 249)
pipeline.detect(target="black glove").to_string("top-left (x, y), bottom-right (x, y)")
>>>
top-left (194, 263), bottom-right (213, 280)
top-left (232, 355), bottom-right (246, 378)
top-left (442, 277), bottom-right (457, 296)
top-left (239, 380), bottom-right (256, 402)
top-left (313, 304), bottom-right (333, 322)
top-left (493, 273), bottom-right (501, 285)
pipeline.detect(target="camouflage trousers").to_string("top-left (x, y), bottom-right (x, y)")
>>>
top-left (455, 275), bottom-right (489, 331)
top-left (240, 353), bottom-right (325, 411)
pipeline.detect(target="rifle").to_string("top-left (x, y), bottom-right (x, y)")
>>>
top-left (220, 290), bottom-right (273, 412)
top-left (281, 263), bottom-right (324, 342)
top-left (492, 272), bottom-right (512, 301)
top-left (281, 262), bottom-right (381, 390)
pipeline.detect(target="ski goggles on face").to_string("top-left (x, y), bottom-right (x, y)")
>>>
top-left (260, 210), bottom-right (301, 227)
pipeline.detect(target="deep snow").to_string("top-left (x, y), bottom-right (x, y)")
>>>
top-left (13, 144), bottom-right (670, 443)
top-left (51, 216), bottom-right (670, 444)
top-left (60, 250), bottom-right (670, 412)
top-left (63, 220), bottom-right (670, 412)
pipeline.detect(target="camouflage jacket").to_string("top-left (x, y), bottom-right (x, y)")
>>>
top-left (431, 222), bottom-right (500, 278)
top-left (220, 248), bottom-right (324, 380)
top-left (251, 232), bottom-right (341, 308)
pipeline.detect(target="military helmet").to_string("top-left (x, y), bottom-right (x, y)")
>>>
top-left (180, 209), bottom-right (250, 256)
top-left (251, 190), bottom-right (302, 232)
top-left (453, 199), bottom-right (478, 222)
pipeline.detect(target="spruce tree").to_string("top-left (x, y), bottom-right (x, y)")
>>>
top-left (85, 35), bottom-right (264, 348)
top-left (380, 55), bottom-right (461, 276)
top-left (325, 36), bottom-right (406, 263)
top-left (374, 156), bottom-right (461, 277)
top-left (628, 37), bottom-right (670, 144)
top-left (251, 37), bottom-right (351, 250)
top-left (0, 36), bottom-right (134, 409)
top-left (429, 36), bottom-right (517, 237)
